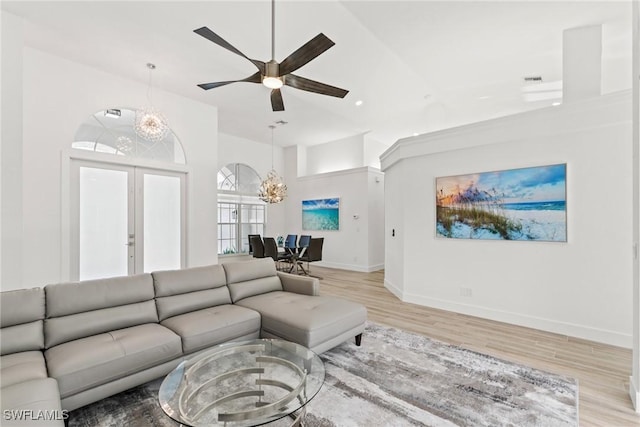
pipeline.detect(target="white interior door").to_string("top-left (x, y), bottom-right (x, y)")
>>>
top-left (136, 168), bottom-right (186, 274)
top-left (71, 161), bottom-right (186, 280)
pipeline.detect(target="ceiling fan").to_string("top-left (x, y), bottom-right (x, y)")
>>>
top-left (194, 0), bottom-right (349, 112)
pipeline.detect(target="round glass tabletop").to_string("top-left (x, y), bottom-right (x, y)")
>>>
top-left (159, 339), bottom-right (325, 426)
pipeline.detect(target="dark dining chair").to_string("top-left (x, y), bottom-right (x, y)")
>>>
top-left (284, 234), bottom-right (297, 253)
top-left (250, 236), bottom-right (265, 258)
top-left (263, 237), bottom-right (279, 264)
top-left (278, 234), bottom-right (298, 272)
top-left (247, 234), bottom-right (261, 254)
top-left (297, 237), bottom-right (324, 276)
top-left (291, 235), bottom-right (311, 274)
top-left (298, 235), bottom-right (312, 256)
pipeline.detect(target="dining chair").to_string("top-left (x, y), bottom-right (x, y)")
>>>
top-left (250, 236), bottom-right (265, 258)
top-left (297, 237), bottom-right (324, 275)
top-left (298, 235), bottom-right (312, 255)
top-left (263, 237), bottom-right (280, 266)
top-left (284, 234), bottom-right (298, 253)
top-left (279, 234), bottom-right (298, 272)
top-left (247, 234), bottom-right (261, 254)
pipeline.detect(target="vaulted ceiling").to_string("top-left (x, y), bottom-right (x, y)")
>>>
top-left (2, 1), bottom-right (632, 147)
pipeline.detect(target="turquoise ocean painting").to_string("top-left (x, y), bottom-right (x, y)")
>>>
top-left (302, 198), bottom-right (340, 230)
top-left (436, 164), bottom-right (567, 241)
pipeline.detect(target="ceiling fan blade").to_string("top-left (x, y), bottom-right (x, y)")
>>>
top-left (279, 33), bottom-right (335, 76)
top-left (285, 74), bottom-right (349, 98)
top-left (194, 27), bottom-right (265, 74)
top-left (198, 72), bottom-right (263, 90)
top-left (271, 89), bottom-right (285, 111)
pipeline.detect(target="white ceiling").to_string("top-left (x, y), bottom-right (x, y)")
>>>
top-left (2, 0), bottom-right (632, 147)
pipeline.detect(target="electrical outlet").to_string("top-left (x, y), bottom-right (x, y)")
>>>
top-left (460, 287), bottom-right (472, 297)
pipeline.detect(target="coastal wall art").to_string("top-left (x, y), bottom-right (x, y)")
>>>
top-left (302, 198), bottom-right (340, 230)
top-left (436, 164), bottom-right (567, 241)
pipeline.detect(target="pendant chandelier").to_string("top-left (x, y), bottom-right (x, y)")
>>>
top-left (258, 125), bottom-right (287, 204)
top-left (135, 63), bottom-right (169, 143)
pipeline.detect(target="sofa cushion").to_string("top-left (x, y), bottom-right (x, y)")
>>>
top-left (0, 288), bottom-right (45, 328)
top-left (0, 378), bottom-right (65, 427)
top-left (1, 322), bottom-right (45, 356)
top-left (152, 264), bottom-right (227, 296)
top-left (0, 352), bottom-right (48, 389)
top-left (235, 292), bottom-right (367, 349)
top-left (223, 259), bottom-right (282, 303)
top-left (223, 258), bottom-right (278, 284)
top-left (0, 288), bottom-right (45, 355)
top-left (161, 305), bottom-right (260, 354)
top-left (44, 274), bottom-right (158, 348)
top-left (153, 264), bottom-right (231, 321)
top-left (44, 301), bottom-right (158, 349)
top-left (45, 323), bottom-right (181, 398)
top-left (45, 274), bottom-right (154, 317)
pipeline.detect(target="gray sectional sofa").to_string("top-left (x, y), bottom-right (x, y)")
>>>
top-left (0, 258), bottom-right (367, 426)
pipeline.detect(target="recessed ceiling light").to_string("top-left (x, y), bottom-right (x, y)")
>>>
top-left (552, 102), bottom-right (562, 107)
top-left (355, 100), bottom-right (363, 106)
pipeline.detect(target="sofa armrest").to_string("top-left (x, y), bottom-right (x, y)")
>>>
top-left (277, 272), bottom-right (319, 296)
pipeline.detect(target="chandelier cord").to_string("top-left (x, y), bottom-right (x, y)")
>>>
top-left (270, 125), bottom-right (275, 170)
top-left (147, 66), bottom-right (153, 105)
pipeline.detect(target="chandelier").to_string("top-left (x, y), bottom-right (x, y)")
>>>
top-left (135, 108), bottom-right (169, 142)
top-left (135, 63), bottom-right (169, 142)
top-left (258, 125), bottom-right (287, 204)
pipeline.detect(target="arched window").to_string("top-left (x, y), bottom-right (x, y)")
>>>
top-left (72, 108), bottom-right (186, 164)
top-left (217, 163), bottom-right (265, 255)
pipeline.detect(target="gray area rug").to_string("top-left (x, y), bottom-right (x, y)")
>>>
top-left (68, 322), bottom-right (578, 427)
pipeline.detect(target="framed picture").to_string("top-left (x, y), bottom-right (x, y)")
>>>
top-left (436, 164), bottom-right (567, 241)
top-left (302, 198), bottom-right (340, 230)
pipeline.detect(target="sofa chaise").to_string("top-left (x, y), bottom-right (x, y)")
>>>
top-left (0, 258), bottom-right (367, 426)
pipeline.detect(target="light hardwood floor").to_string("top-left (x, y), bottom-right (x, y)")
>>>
top-left (310, 265), bottom-right (640, 427)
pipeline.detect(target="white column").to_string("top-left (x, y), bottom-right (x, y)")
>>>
top-left (1, 12), bottom-right (24, 288)
top-left (630, 0), bottom-right (640, 412)
top-left (562, 25), bottom-right (602, 103)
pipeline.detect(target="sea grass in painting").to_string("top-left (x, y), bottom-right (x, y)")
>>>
top-left (436, 164), bottom-right (566, 241)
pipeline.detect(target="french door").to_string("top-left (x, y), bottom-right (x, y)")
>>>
top-left (70, 160), bottom-right (186, 281)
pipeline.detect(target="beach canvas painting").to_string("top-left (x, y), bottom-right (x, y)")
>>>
top-left (302, 198), bottom-right (340, 230)
top-left (436, 164), bottom-right (567, 241)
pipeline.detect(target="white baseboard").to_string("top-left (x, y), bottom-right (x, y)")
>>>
top-left (402, 292), bottom-right (632, 348)
top-left (630, 376), bottom-right (640, 412)
top-left (384, 279), bottom-right (404, 300)
top-left (315, 261), bottom-right (384, 273)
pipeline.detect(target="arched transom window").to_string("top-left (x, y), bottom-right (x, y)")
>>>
top-left (217, 163), bottom-right (265, 255)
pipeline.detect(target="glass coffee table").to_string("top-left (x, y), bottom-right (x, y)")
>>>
top-left (159, 339), bottom-right (325, 426)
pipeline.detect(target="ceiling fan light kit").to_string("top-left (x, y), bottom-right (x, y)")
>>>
top-left (194, 0), bottom-right (348, 111)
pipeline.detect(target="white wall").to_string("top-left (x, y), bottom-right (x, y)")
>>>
top-left (1, 12), bottom-right (24, 288)
top-left (364, 135), bottom-right (389, 170)
top-left (367, 170), bottom-right (385, 269)
top-left (305, 133), bottom-right (366, 175)
top-left (285, 146), bottom-right (384, 272)
top-left (217, 132), bottom-right (285, 242)
top-left (381, 91), bottom-right (633, 347)
top-left (631, 0), bottom-right (640, 409)
top-left (1, 39), bottom-right (219, 291)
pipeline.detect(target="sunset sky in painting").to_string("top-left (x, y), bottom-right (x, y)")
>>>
top-left (437, 164), bottom-right (566, 204)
